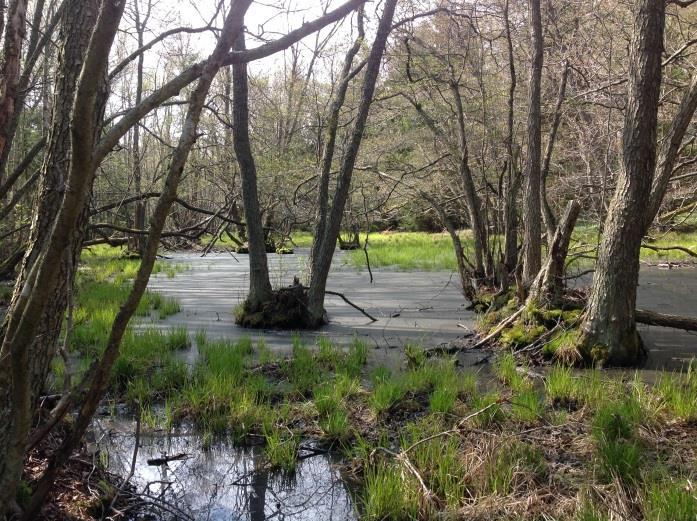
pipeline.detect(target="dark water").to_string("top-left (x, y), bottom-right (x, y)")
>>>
top-left (93, 417), bottom-right (357, 521)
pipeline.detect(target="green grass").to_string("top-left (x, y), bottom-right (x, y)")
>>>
top-left (483, 440), bottom-right (546, 496)
top-left (363, 461), bottom-right (420, 520)
top-left (291, 231), bottom-right (314, 248)
top-left (591, 397), bottom-right (645, 483)
top-left (265, 428), bottom-right (299, 471)
top-left (341, 226), bottom-right (697, 273)
top-left (641, 228), bottom-right (697, 262)
top-left (347, 231), bottom-right (474, 271)
top-left (656, 367), bottom-right (697, 422)
top-left (371, 378), bottom-right (406, 413)
top-left (644, 477), bottom-right (697, 521)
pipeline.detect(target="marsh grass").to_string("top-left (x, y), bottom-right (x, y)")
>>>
top-left (265, 428), bottom-right (299, 471)
top-left (483, 440), bottom-right (546, 496)
top-left (343, 227), bottom-right (697, 274)
top-left (643, 476), bottom-right (697, 521)
top-left (591, 397), bottom-right (645, 484)
top-left (363, 460), bottom-right (420, 520)
top-left (348, 231), bottom-right (474, 271)
top-left (656, 367), bottom-right (697, 421)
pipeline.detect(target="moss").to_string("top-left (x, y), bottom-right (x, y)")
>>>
top-left (499, 322), bottom-right (547, 348)
top-left (542, 330), bottom-right (581, 361)
top-left (527, 304), bottom-right (583, 328)
top-left (589, 344), bottom-right (610, 366)
top-left (478, 299), bottom-right (518, 330)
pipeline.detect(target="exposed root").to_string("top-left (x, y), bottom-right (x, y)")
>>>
top-left (235, 284), bottom-right (316, 329)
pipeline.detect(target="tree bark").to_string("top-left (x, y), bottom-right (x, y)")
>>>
top-left (521, 0), bottom-right (544, 283)
top-left (644, 71), bottom-right (697, 230)
top-left (311, 8), bottom-right (364, 277)
top-left (635, 309), bottom-right (697, 332)
top-left (527, 200), bottom-right (581, 306)
top-left (307, 0), bottom-right (398, 325)
top-left (0, 0), bottom-right (124, 514)
top-left (450, 81), bottom-right (488, 279)
top-left (1, 0), bottom-right (104, 419)
top-left (503, 0), bottom-right (519, 275)
top-left (232, 32), bottom-right (273, 308)
top-left (541, 61), bottom-right (570, 247)
top-left (0, 0), bottom-right (28, 189)
top-left (577, 0), bottom-right (665, 366)
top-left (131, 0), bottom-right (149, 255)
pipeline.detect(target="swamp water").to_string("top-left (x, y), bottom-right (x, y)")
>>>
top-left (93, 416), bottom-right (357, 520)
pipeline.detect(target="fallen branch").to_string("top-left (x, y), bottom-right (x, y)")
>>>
top-left (640, 243), bottom-right (697, 259)
top-left (470, 307), bottom-right (525, 350)
top-left (636, 309), bottom-right (697, 332)
top-left (146, 453), bottom-right (189, 466)
top-left (324, 290), bottom-right (378, 322)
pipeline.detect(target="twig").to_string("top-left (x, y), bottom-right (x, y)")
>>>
top-left (324, 290), bottom-right (378, 322)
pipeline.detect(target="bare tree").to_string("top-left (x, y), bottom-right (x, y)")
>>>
top-left (306, 0), bottom-right (399, 325)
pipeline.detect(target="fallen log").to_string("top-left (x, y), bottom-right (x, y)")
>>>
top-left (635, 309), bottom-right (697, 332)
top-left (147, 453), bottom-right (189, 466)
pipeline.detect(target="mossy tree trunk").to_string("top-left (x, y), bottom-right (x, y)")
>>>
top-left (577, 0), bottom-right (665, 366)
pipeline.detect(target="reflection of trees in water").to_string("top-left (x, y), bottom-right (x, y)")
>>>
top-left (97, 420), bottom-right (357, 520)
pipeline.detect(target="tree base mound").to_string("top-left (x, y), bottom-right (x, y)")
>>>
top-left (234, 284), bottom-right (324, 329)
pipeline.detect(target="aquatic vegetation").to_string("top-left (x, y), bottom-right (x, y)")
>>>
top-left (363, 460), bottom-right (420, 520)
top-left (264, 428), bottom-right (299, 471)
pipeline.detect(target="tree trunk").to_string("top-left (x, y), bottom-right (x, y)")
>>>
top-left (635, 309), bottom-right (697, 332)
top-left (131, 0), bottom-right (148, 255)
top-left (307, 0), bottom-right (398, 325)
top-left (577, 0), bottom-right (665, 366)
top-left (521, 0), bottom-right (544, 283)
top-left (502, 0), bottom-right (519, 274)
top-left (12, 0), bottom-right (105, 405)
top-left (541, 61), bottom-right (570, 247)
top-left (644, 71), bottom-right (697, 230)
top-left (450, 82), bottom-right (488, 279)
top-left (0, 0), bottom-right (28, 189)
top-left (21, 3), bottom-right (250, 515)
top-left (232, 32), bottom-right (273, 308)
top-left (310, 8), bottom-right (364, 274)
top-left (0, 0), bottom-right (123, 514)
top-left (527, 200), bottom-right (581, 306)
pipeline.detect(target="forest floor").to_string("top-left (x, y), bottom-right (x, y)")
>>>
top-left (26, 243), bottom-right (695, 520)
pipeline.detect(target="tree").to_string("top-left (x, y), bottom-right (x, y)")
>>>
top-left (0, 0), bottom-right (126, 513)
top-left (576, 0), bottom-right (666, 365)
top-left (232, 30), bottom-right (274, 309)
top-left (521, 0), bottom-right (544, 284)
top-left (306, 0), bottom-right (399, 325)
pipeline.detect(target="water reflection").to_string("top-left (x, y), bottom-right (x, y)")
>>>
top-left (94, 417), bottom-right (358, 520)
